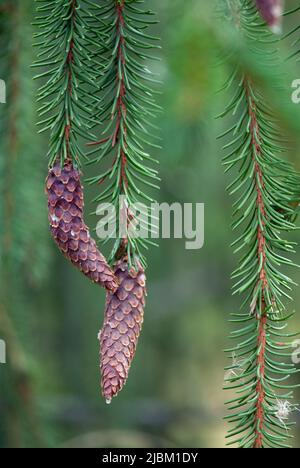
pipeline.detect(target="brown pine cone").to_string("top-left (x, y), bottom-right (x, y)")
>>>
top-left (45, 161), bottom-right (118, 293)
top-left (99, 259), bottom-right (146, 403)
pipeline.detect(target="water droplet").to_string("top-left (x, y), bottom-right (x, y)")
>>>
top-left (106, 398), bottom-right (112, 405)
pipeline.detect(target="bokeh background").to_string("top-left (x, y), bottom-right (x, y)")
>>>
top-left (1, 0), bottom-right (300, 448)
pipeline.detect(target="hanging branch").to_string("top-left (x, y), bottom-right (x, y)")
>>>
top-left (85, 0), bottom-right (160, 402)
top-left (88, 0), bottom-right (161, 269)
top-left (34, 0), bottom-right (96, 167)
top-left (221, 0), bottom-right (300, 448)
top-left (34, 0), bottom-right (118, 293)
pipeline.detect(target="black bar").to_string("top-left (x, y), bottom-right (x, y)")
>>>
top-left (99, 449), bottom-right (201, 464)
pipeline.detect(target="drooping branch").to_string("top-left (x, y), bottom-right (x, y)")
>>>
top-left (88, 0), bottom-right (161, 268)
top-left (34, 0), bottom-right (118, 292)
top-left (245, 79), bottom-right (268, 448)
top-left (85, 0), bottom-right (160, 402)
top-left (34, 0), bottom-right (98, 167)
top-left (221, 0), bottom-right (300, 449)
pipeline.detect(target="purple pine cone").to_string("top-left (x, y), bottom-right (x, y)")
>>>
top-left (46, 161), bottom-right (119, 293)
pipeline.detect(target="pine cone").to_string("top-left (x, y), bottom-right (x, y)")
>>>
top-left (256, 0), bottom-right (283, 33)
top-left (45, 161), bottom-right (118, 293)
top-left (99, 259), bottom-right (146, 403)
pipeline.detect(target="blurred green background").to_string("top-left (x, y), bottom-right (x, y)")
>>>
top-left (0, 0), bottom-right (300, 448)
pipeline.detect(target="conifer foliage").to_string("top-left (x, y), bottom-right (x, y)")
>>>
top-left (34, 0), bottom-right (118, 292)
top-left (87, 0), bottom-right (161, 269)
top-left (86, 0), bottom-right (159, 402)
top-left (34, 0), bottom-right (159, 402)
top-left (222, 0), bottom-right (300, 448)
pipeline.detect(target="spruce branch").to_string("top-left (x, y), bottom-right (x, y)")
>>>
top-left (84, 0), bottom-right (161, 402)
top-left (34, 0), bottom-right (118, 292)
top-left (221, 0), bottom-right (300, 448)
top-left (87, 0), bottom-right (161, 269)
top-left (34, 0), bottom-right (99, 167)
